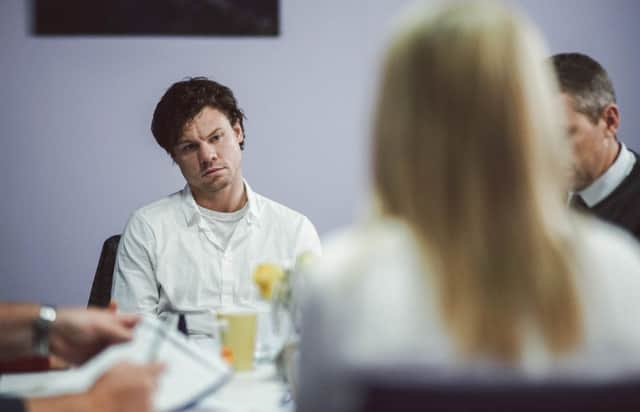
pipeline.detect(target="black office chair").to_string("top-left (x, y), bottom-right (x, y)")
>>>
top-left (88, 235), bottom-right (121, 308)
top-left (354, 368), bottom-right (640, 412)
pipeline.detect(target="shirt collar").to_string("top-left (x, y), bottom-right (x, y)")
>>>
top-left (577, 143), bottom-right (636, 207)
top-left (181, 179), bottom-right (261, 227)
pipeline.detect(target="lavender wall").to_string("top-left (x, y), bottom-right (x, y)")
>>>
top-left (1, 0), bottom-right (639, 305)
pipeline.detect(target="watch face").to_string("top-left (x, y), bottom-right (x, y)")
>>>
top-left (40, 306), bottom-right (57, 323)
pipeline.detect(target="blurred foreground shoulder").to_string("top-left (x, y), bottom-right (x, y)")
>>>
top-left (307, 217), bottom-right (416, 289)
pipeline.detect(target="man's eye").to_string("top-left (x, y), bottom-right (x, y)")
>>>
top-left (181, 144), bottom-right (197, 152)
top-left (210, 135), bottom-right (221, 142)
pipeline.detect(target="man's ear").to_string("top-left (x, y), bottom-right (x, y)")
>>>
top-left (602, 103), bottom-right (620, 138)
top-left (233, 122), bottom-right (244, 145)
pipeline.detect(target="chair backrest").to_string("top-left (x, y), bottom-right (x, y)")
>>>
top-left (88, 235), bottom-right (121, 308)
top-left (356, 372), bottom-right (640, 412)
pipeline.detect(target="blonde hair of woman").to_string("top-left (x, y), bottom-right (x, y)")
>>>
top-left (372, 0), bottom-right (580, 362)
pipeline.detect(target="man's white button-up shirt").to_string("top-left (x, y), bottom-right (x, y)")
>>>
top-left (111, 181), bottom-right (321, 336)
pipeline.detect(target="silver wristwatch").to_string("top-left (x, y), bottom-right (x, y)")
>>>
top-left (33, 305), bottom-right (57, 356)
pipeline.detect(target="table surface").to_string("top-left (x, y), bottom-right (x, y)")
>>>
top-left (0, 363), bottom-right (291, 412)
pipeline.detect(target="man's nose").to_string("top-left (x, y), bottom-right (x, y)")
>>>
top-left (198, 143), bottom-right (218, 164)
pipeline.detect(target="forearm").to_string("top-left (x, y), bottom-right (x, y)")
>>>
top-left (0, 303), bottom-right (40, 360)
top-left (26, 393), bottom-right (91, 412)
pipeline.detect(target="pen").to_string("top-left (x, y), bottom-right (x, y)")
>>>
top-left (146, 315), bottom-right (174, 362)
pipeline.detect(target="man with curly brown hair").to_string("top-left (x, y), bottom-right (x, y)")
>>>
top-left (112, 78), bottom-right (321, 344)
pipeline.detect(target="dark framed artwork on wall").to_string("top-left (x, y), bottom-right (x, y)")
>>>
top-left (32, 0), bottom-right (280, 36)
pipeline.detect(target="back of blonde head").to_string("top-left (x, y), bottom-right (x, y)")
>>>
top-left (373, 0), bottom-right (581, 362)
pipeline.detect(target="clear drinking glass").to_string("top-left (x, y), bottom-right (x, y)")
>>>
top-left (253, 299), bottom-right (291, 363)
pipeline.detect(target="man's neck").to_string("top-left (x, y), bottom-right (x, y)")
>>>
top-left (601, 140), bottom-right (622, 177)
top-left (192, 179), bottom-right (247, 213)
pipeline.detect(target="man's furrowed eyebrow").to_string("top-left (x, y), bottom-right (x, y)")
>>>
top-left (174, 127), bottom-right (222, 146)
top-left (174, 138), bottom-right (196, 147)
top-left (207, 128), bottom-right (223, 138)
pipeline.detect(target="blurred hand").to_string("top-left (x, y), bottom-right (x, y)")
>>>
top-left (87, 361), bottom-right (164, 412)
top-left (48, 354), bottom-right (69, 370)
top-left (49, 308), bottom-right (140, 365)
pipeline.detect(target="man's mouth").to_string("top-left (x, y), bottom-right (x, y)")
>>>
top-left (202, 167), bottom-right (224, 177)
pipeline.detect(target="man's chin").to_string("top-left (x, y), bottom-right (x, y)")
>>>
top-left (203, 180), bottom-right (229, 193)
top-left (570, 179), bottom-right (589, 192)
top-left (188, 178), bottom-right (228, 194)
top-left (567, 170), bottom-right (585, 192)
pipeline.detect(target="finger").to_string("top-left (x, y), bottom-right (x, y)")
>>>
top-left (147, 364), bottom-right (165, 391)
top-left (108, 301), bottom-right (118, 313)
top-left (112, 360), bottom-right (133, 370)
top-left (92, 315), bottom-right (136, 344)
top-left (141, 363), bottom-right (165, 391)
top-left (116, 313), bottom-right (141, 329)
top-left (146, 362), bottom-right (166, 377)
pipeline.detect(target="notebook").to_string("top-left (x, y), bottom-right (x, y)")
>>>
top-left (0, 316), bottom-right (232, 411)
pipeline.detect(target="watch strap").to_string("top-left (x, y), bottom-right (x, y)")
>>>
top-left (33, 305), bottom-right (57, 357)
